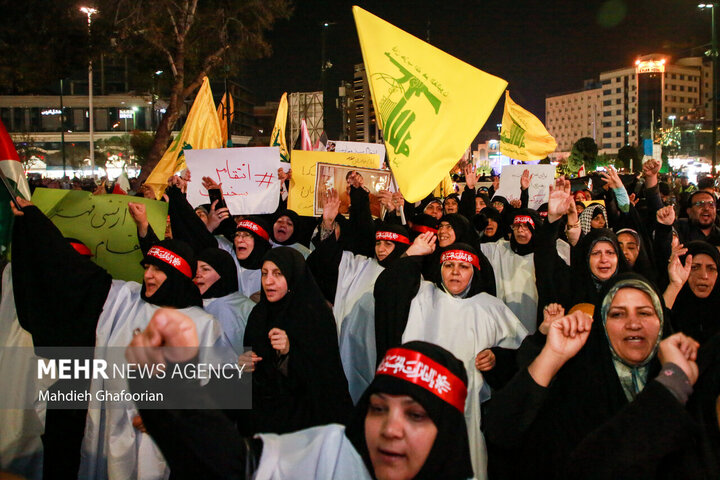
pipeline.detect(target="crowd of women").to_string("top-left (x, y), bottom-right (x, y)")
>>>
top-left (1, 157), bottom-right (719, 480)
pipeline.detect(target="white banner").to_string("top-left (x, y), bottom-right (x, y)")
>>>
top-left (326, 140), bottom-right (385, 168)
top-left (493, 164), bottom-right (556, 210)
top-left (185, 147), bottom-right (284, 215)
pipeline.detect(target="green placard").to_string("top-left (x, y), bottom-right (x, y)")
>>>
top-left (31, 188), bottom-right (168, 282)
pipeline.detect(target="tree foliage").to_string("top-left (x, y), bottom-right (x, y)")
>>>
top-left (100, 0), bottom-right (293, 182)
top-left (566, 137), bottom-right (599, 174)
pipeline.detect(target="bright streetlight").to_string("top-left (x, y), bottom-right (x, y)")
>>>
top-left (80, 6), bottom-right (98, 179)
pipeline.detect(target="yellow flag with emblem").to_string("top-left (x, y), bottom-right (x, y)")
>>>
top-left (217, 91), bottom-right (234, 147)
top-left (499, 91), bottom-right (557, 161)
top-left (270, 92), bottom-right (289, 163)
top-left (353, 6), bottom-right (507, 202)
top-left (145, 76), bottom-right (222, 199)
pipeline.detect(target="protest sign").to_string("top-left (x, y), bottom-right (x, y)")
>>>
top-left (326, 140), bottom-right (384, 167)
top-left (314, 163), bottom-right (393, 217)
top-left (184, 147), bottom-right (282, 215)
top-left (31, 188), bottom-right (168, 282)
top-left (493, 164), bottom-right (556, 209)
top-left (288, 150), bottom-right (381, 216)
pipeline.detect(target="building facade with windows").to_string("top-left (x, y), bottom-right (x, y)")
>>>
top-left (546, 55), bottom-right (713, 155)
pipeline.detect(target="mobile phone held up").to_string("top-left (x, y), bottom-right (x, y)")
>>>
top-left (208, 188), bottom-right (226, 210)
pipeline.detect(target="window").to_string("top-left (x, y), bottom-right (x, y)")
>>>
top-left (616, 121), bottom-right (622, 126)
top-left (680, 74), bottom-right (685, 80)
top-left (603, 89), bottom-right (611, 95)
top-left (616, 110), bottom-right (621, 115)
top-left (616, 132), bottom-right (622, 137)
top-left (603, 111), bottom-right (612, 117)
top-left (602, 79), bottom-right (611, 85)
top-left (616, 88), bottom-right (621, 93)
top-left (616, 143), bottom-right (622, 148)
top-left (602, 121), bottom-right (612, 127)
top-left (680, 85), bottom-right (685, 91)
top-left (603, 143), bottom-right (612, 148)
top-left (603, 132), bottom-right (612, 138)
top-left (671, 74), bottom-right (677, 79)
top-left (616, 99), bottom-right (621, 104)
top-left (603, 100), bottom-right (612, 106)
top-left (671, 85), bottom-right (677, 90)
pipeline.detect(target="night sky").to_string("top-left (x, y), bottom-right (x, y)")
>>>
top-left (245, 0), bottom-right (711, 126)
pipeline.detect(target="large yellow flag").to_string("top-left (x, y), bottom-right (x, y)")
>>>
top-left (217, 92), bottom-right (234, 147)
top-left (353, 6), bottom-right (507, 202)
top-left (145, 76), bottom-right (222, 198)
top-left (499, 91), bottom-right (557, 161)
top-left (270, 92), bottom-right (289, 163)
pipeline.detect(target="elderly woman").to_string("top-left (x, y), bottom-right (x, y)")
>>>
top-left (127, 318), bottom-right (474, 480)
top-left (484, 273), bottom-right (706, 479)
top-left (269, 209), bottom-right (311, 258)
top-left (374, 234), bottom-right (526, 479)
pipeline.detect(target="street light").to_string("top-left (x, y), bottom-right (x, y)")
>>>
top-left (80, 6), bottom-right (98, 179)
top-left (668, 115), bottom-right (676, 128)
top-left (699, 3), bottom-right (718, 173)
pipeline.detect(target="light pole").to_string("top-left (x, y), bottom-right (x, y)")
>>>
top-left (699, 3), bottom-right (718, 173)
top-left (668, 114), bottom-right (676, 128)
top-left (152, 70), bottom-right (162, 131)
top-left (80, 6), bottom-right (98, 179)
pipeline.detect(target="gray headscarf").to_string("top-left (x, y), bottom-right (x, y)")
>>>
top-left (600, 277), bottom-right (664, 401)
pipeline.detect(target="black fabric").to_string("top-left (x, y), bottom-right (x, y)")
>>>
top-left (535, 221), bottom-right (630, 311)
top-left (374, 244), bottom-right (495, 365)
top-left (439, 213), bottom-right (479, 247)
top-left (12, 205), bottom-right (112, 349)
top-left (375, 222), bottom-right (411, 268)
top-left (484, 273), bottom-right (668, 479)
top-left (443, 193), bottom-right (460, 212)
top-left (408, 213), bottom-right (439, 240)
top-left (271, 209), bottom-right (302, 246)
top-left (418, 195), bottom-right (442, 215)
top-left (434, 242), bottom-right (496, 298)
top-left (509, 208), bottom-right (540, 256)
top-left (476, 206), bottom-right (505, 243)
top-left (140, 239), bottom-right (203, 308)
top-left (236, 216), bottom-right (272, 270)
top-left (671, 241), bottom-right (720, 345)
top-left (196, 247), bottom-right (239, 299)
top-left (165, 185), bottom-right (219, 255)
top-left (243, 247), bottom-right (352, 433)
top-left (345, 341), bottom-right (474, 480)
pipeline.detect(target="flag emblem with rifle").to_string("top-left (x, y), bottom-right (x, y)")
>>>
top-left (353, 6), bottom-right (507, 202)
top-left (499, 91), bottom-right (557, 161)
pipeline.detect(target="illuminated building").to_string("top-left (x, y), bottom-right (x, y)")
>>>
top-left (546, 54), bottom-right (713, 155)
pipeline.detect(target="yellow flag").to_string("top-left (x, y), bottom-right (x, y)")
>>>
top-left (499, 91), bottom-right (557, 161)
top-left (353, 6), bottom-right (507, 202)
top-left (217, 92), bottom-right (235, 147)
top-left (270, 92), bottom-right (289, 163)
top-left (145, 77), bottom-right (222, 199)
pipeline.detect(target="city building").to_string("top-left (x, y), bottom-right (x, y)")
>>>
top-left (546, 54), bottom-right (713, 156)
top-left (288, 91), bottom-right (323, 149)
top-left (350, 63), bottom-right (380, 143)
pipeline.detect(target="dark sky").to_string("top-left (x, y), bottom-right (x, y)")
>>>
top-left (245, 0), bottom-right (710, 126)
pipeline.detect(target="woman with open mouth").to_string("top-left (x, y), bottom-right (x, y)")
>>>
top-left (484, 273), bottom-right (710, 479)
top-left (128, 319), bottom-right (474, 480)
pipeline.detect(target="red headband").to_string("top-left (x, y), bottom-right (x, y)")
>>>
top-left (440, 249), bottom-right (480, 269)
top-left (513, 215), bottom-right (535, 228)
top-left (237, 220), bottom-right (270, 241)
top-left (146, 246), bottom-right (193, 278)
top-left (375, 231), bottom-right (410, 245)
top-left (70, 242), bottom-right (92, 257)
top-left (411, 224), bottom-right (438, 235)
top-left (377, 348), bottom-right (467, 413)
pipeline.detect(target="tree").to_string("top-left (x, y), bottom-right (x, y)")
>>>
top-left (130, 131), bottom-right (155, 166)
top-left (617, 145), bottom-right (641, 171)
top-left (102, 0), bottom-right (293, 183)
top-left (567, 137), bottom-right (599, 174)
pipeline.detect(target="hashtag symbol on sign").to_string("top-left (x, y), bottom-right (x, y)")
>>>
top-left (255, 173), bottom-right (274, 188)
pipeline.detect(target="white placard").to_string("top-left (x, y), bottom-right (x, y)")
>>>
top-left (185, 147), bottom-right (283, 215)
top-left (493, 164), bottom-right (556, 210)
top-left (326, 140), bottom-right (385, 168)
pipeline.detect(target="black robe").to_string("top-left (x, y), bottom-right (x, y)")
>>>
top-left (243, 247), bottom-right (352, 434)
